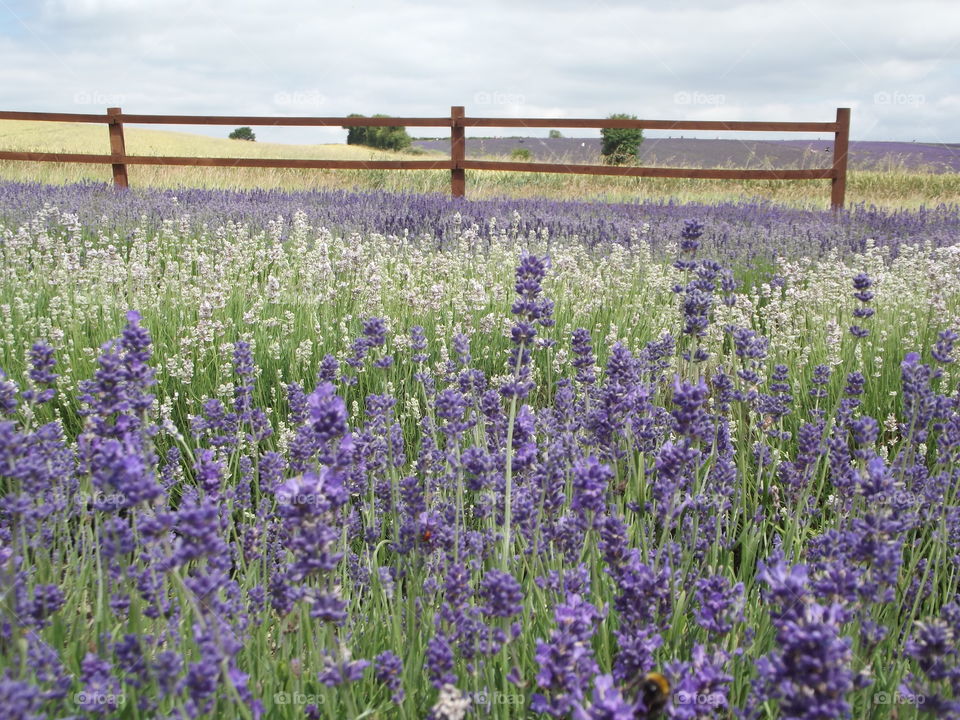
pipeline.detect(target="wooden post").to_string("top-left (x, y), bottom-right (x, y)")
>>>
top-left (107, 107), bottom-right (128, 188)
top-left (450, 105), bottom-right (465, 197)
top-left (830, 107), bottom-right (850, 210)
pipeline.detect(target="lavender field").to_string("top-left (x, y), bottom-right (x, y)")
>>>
top-left (412, 137), bottom-right (960, 173)
top-left (1, 180), bottom-right (959, 719)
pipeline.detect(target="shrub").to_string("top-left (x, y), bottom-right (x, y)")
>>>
top-left (600, 113), bottom-right (643, 165)
top-left (228, 127), bottom-right (256, 141)
top-left (510, 148), bottom-right (533, 161)
top-left (343, 114), bottom-right (412, 151)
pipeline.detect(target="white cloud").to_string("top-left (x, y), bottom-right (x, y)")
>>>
top-left (0, 0), bottom-right (955, 143)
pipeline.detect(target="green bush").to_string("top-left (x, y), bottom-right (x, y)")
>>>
top-left (343, 114), bottom-right (412, 151)
top-left (510, 148), bottom-right (532, 161)
top-left (228, 127), bottom-right (256, 141)
top-left (601, 113), bottom-right (643, 165)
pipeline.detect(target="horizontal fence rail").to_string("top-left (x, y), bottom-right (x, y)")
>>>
top-left (0, 105), bottom-right (851, 208)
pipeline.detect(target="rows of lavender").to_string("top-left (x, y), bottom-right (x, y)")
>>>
top-left (411, 138), bottom-right (960, 173)
top-left (1, 189), bottom-right (959, 719)
top-left (3, 181), bottom-right (960, 265)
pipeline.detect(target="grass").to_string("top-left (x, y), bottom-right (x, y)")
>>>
top-left (2, 120), bottom-right (959, 209)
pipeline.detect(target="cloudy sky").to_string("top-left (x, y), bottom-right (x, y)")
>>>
top-left (1, 0), bottom-right (958, 144)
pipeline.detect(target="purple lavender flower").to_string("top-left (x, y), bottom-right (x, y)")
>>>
top-left (0, 370), bottom-right (17, 415)
top-left (809, 364), bottom-right (832, 403)
top-left (571, 328), bottom-right (597, 386)
top-left (754, 602), bottom-right (860, 720)
top-left (318, 654), bottom-right (370, 687)
top-left (344, 317), bottom-right (388, 371)
top-left (670, 377), bottom-right (713, 444)
top-left (425, 633), bottom-right (457, 688)
top-left (24, 342), bottom-right (58, 405)
top-left (0, 678), bottom-right (44, 718)
top-left (307, 382), bottom-right (348, 442)
top-left (573, 674), bottom-right (634, 720)
top-left (503, 253), bottom-right (555, 399)
top-left (512, 252), bottom-right (555, 327)
top-left (693, 575), bottom-right (744, 637)
top-left (904, 618), bottom-right (956, 682)
top-left (532, 593), bottom-right (603, 716)
top-left (88, 436), bottom-right (163, 509)
top-left (193, 449), bottom-right (224, 495)
top-left (374, 650), bottom-right (405, 703)
top-left (479, 569), bottom-right (523, 619)
top-left (900, 352), bottom-right (937, 444)
top-left (275, 466), bottom-right (348, 584)
top-left (452, 333), bottom-right (471, 368)
top-left (410, 326), bottom-right (429, 365)
top-left (899, 607), bottom-right (960, 716)
top-left (680, 218), bottom-right (704, 254)
top-left (931, 328), bottom-right (958, 364)
top-left (29, 583), bottom-right (64, 628)
top-left (850, 273), bottom-right (874, 338)
top-left (571, 456), bottom-right (612, 517)
top-left (665, 645), bottom-right (732, 719)
top-left (233, 340), bottom-right (255, 417)
top-left (78, 652), bottom-right (122, 715)
top-left (317, 353), bottom-right (339, 383)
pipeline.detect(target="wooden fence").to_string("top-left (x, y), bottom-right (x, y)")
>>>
top-left (0, 106), bottom-right (851, 208)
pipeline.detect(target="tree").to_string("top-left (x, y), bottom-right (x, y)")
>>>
top-left (600, 114), bottom-right (643, 165)
top-left (229, 126), bottom-right (256, 141)
top-left (343, 114), bottom-right (368, 146)
top-left (343, 114), bottom-right (412, 151)
top-left (548, 129), bottom-right (563, 139)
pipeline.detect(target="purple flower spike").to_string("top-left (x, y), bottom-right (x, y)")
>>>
top-left (479, 569), bottom-right (524, 619)
top-left (307, 382), bottom-right (348, 442)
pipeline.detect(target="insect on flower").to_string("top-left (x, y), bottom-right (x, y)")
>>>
top-left (624, 671), bottom-right (671, 718)
top-left (421, 529), bottom-right (432, 543)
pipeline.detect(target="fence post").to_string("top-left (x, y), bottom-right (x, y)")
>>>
top-left (107, 107), bottom-right (128, 188)
top-left (450, 105), bottom-right (465, 197)
top-left (830, 107), bottom-right (850, 210)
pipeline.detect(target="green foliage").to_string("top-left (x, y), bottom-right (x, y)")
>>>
top-left (548, 129), bottom-right (563, 139)
top-left (343, 113), bottom-right (367, 146)
top-left (600, 113), bottom-right (643, 165)
top-left (343, 113), bottom-right (412, 151)
top-left (228, 126), bottom-right (256, 141)
top-left (510, 148), bottom-right (532, 161)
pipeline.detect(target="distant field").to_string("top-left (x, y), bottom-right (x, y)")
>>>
top-left (0, 119), bottom-right (421, 160)
top-left (413, 136), bottom-right (960, 172)
top-left (2, 120), bottom-right (959, 209)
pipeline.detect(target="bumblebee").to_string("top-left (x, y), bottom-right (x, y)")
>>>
top-left (625, 671), bottom-right (670, 719)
